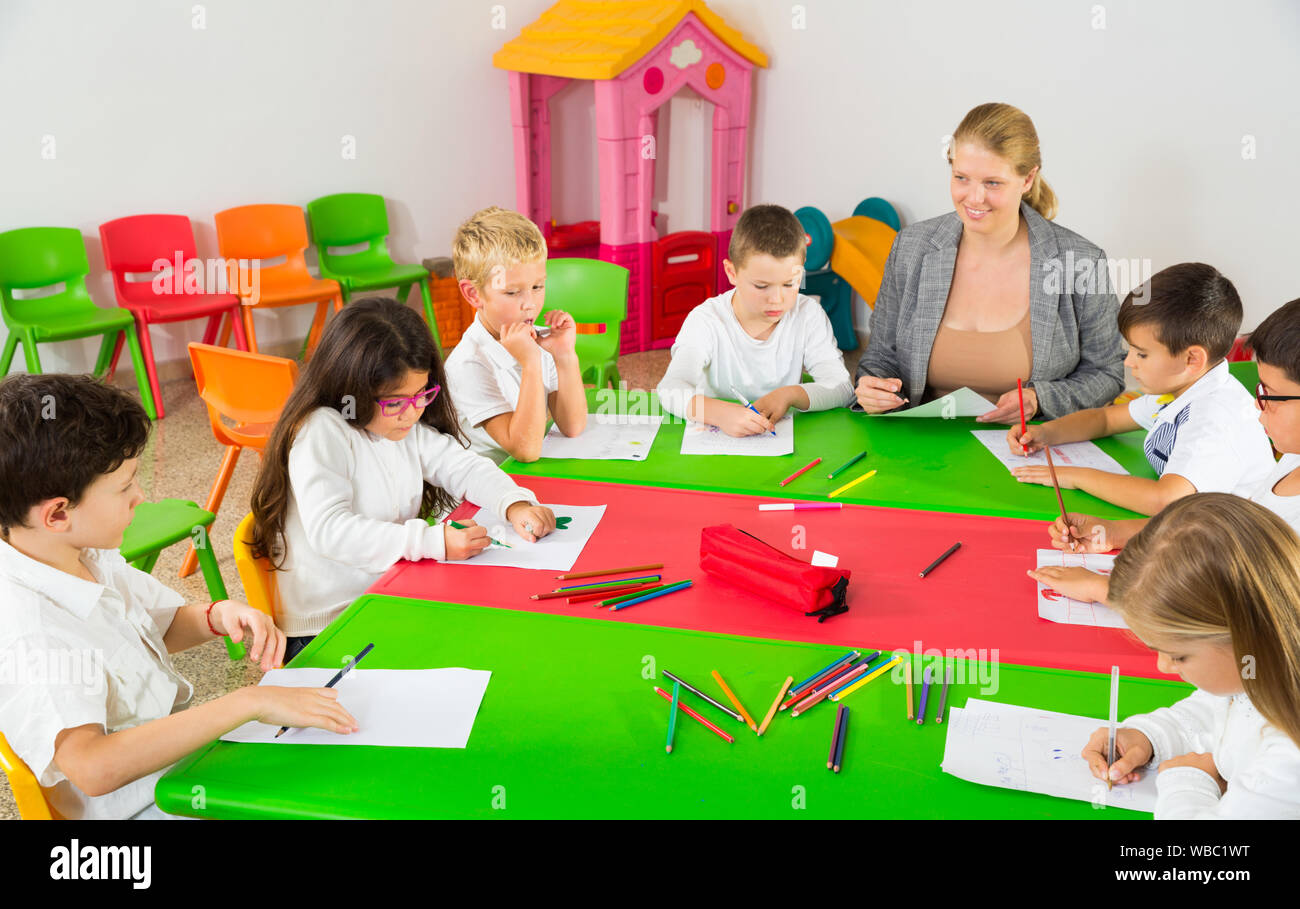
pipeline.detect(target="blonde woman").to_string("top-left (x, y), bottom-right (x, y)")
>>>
top-left (855, 102), bottom-right (1125, 420)
top-left (1091, 494), bottom-right (1300, 819)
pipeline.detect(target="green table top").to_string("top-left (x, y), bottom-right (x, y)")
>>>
top-left (506, 362), bottom-right (1261, 522)
top-left (156, 595), bottom-right (1191, 819)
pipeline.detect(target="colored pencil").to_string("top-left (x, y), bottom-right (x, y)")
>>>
top-left (784, 653), bottom-right (873, 709)
top-left (779, 457), bottom-right (822, 487)
top-left (828, 704), bottom-right (845, 769)
top-left (556, 563), bottom-right (663, 581)
top-left (916, 665), bottom-right (933, 725)
top-left (601, 582), bottom-right (672, 606)
top-left (790, 650), bottom-right (859, 696)
top-left (1044, 447), bottom-right (1069, 529)
top-left (828, 469), bottom-right (876, 498)
top-left (826, 450), bottom-right (866, 479)
top-left (906, 660), bottom-right (914, 719)
top-left (1017, 377), bottom-right (1026, 442)
top-left (919, 542), bottom-right (962, 578)
top-left (566, 583), bottom-right (659, 605)
top-left (711, 670), bottom-right (757, 731)
top-left (1107, 665), bottom-right (1120, 791)
top-left (609, 579), bottom-right (692, 610)
top-left (654, 686), bottom-right (734, 743)
top-left (275, 642), bottom-right (374, 738)
top-left (757, 676), bottom-right (792, 736)
top-left (533, 580), bottom-right (655, 601)
top-left (557, 574), bottom-right (661, 592)
top-left (829, 655), bottom-right (902, 701)
top-left (732, 386), bottom-right (776, 436)
top-left (758, 502), bottom-right (843, 512)
top-left (833, 706), bottom-right (849, 773)
top-left (791, 660), bottom-right (874, 716)
top-left (662, 671), bottom-right (744, 722)
top-left (935, 665), bottom-right (953, 723)
top-left (666, 680), bottom-right (680, 754)
top-left (448, 519), bottom-right (511, 549)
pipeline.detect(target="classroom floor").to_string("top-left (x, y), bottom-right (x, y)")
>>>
top-left (0, 343), bottom-right (863, 820)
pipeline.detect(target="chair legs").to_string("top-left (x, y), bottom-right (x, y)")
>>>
top-left (21, 331), bottom-right (42, 373)
top-left (190, 525), bottom-right (245, 661)
top-left (180, 443), bottom-right (241, 578)
top-left (121, 325), bottom-right (158, 420)
top-left (94, 331), bottom-right (118, 376)
top-left (417, 279), bottom-right (441, 348)
top-left (0, 332), bottom-right (17, 375)
top-left (241, 304), bottom-right (259, 354)
top-left (131, 320), bottom-right (165, 419)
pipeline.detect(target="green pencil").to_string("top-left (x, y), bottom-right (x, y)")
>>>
top-left (600, 582), bottom-right (672, 607)
top-left (448, 520), bottom-right (512, 548)
top-left (557, 574), bottom-right (661, 592)
top-left (826, 450), bottom-right (867, 479)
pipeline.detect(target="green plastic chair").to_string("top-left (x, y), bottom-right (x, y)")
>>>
top-left (538, 258), bottom-right (629, 389)
top-left (0, 227), bottom-right (157, 419)
top-left (121, 498), bottom-right (244, 660)
top-left (306, 193), bottom-right (441, 347)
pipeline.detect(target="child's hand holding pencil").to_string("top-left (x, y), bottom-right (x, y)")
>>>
top-left (1081, 725), bottom-right (1153, 787)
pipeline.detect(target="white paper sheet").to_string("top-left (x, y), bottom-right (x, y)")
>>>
top-left (540, 414), bottom-right (664, 460)
top-left (446, 503), bottom-right (606, 571)
top-left (970, 430), bottom-right (1129, 475)
top-left (941, 698), bottom-right (1157, 812)
top-left (219, 667), bottom-right (491, 748)
top-left (680, 415), bottom-right (794, 457)
top-left (1035, 549), bottom-right (1126, 628)
top-left (874, 386), bottom-right (995, 419)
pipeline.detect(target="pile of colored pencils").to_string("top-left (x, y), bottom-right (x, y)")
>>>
top-left (531, 563), bottom-right (693, 610)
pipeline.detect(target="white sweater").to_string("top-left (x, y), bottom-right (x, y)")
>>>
top-left (657, 290), bottom-right (853, 419)
top-left (1124, 689), bottom-right (1300, 819)
top-left (277, 407), bottom-right (537, 636)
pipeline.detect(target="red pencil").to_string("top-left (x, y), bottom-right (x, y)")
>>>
top-left (1017, 377), bottom-right (1027, 442)
top-left (654, 686), bottom-right (734, 743)
top-left (566, 582), bottom-right (659, 605)
top-left (779, 457), bottom-right (822, 488)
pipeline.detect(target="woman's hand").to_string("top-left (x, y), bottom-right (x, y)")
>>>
top-left (978, 386), bottom-right (1038, 424)
top-left (855, 375), bottom-right (909, 413)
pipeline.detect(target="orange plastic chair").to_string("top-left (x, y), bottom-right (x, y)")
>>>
top-left (0, 731), bottom-right (58, 819)
top-left (179, 343), bottom-right (298, 578)
top-left (213, 204), bottom-right (343, 357)
top-left (232, 512), bottom-right (279, 623)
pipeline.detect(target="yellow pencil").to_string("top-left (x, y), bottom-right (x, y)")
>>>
top-left (906, 658), bottom-right (914, 719)
top-left (757, 676), bottom-right (793, 736)
top-left (828, 469), bottom-right (876, 498)
top-left (712, 670), bottom-right (757, 731)
top-left (829, 656), bottom-right (901, 702)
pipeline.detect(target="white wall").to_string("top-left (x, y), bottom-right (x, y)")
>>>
top-left (3, 0), bottom-right (1298, 375)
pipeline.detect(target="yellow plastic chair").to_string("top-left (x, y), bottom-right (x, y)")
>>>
top-left (233, 512), bottom-right (279, 623)
top-left (0, 731), bottom-right (57, 819)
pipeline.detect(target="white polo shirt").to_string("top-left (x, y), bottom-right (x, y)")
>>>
top-left (656, 290), bottom-right (853, 419)
top-left (1127, 360), bottom-right (1275, 495)
top-left (0, 539), bottom-right (191, 820)
top-left (444, 315), bottom-right (560, 464)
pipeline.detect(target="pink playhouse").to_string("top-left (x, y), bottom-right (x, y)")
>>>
top-left (493, 0), bottom-right (768, 353)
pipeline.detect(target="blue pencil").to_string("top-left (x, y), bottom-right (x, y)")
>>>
top-left (827, 654), bottom-right (888, 699)
top-left (666, 680), bottom-right (680, 754)
top-left (791, 650), bottom-right (859, 696)
top-left (916, 665), bottom-right (933, 725)
top-left (611, 579), bottom-right (693, 611)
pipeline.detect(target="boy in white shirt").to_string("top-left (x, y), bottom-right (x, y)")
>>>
top-left (0, 375), bottom-right (357, 819)
top-left (657, 204), bottom-right (854, 435)
top-left (444, 207), bottom-right (587, 464)
top-left (1009, 263), bottom-right (1274, 515)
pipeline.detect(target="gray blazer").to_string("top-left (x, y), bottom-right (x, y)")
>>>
top-left (854, 202), bottom-right (1125, 419)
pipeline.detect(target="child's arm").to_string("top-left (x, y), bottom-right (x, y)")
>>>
top-left (537, 310), bottom-right (586, 439)
top-left (1008, 401), bottom-right (1138, 455)
top-left (161, 600), bottom-right (284, 670)
top-left (480, 321), bottom-right (550, 462)
top-left (1015, 467), bottom-right (1194, 516)
top-left (52, 685), bottom-right (357, 798)
top-left (656, 339), bottom-right (773, 436)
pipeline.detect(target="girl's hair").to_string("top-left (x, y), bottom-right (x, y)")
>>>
top-left (947, 102), bottom-right (1058, 221)
top-left (250, 297), bottom-right (467, 568)
top-left (1109, 494), bottom-right (1300, 747)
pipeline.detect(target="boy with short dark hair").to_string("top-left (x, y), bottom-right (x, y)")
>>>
top-left (1009, 263), bottom-right (1274, 515)
top-left (657, 203), bottom-right (853, 436)
top-left (0, 374), bottom-right (355, 819)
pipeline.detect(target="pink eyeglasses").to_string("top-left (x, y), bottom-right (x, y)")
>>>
top-left (375, 384), bottom-right (440, 416)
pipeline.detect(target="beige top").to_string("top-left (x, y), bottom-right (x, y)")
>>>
top-left (924, 310), bottom-right (1032, 403)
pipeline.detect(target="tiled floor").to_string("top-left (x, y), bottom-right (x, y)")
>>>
top-left (0, 342), bottom-right (862, 819)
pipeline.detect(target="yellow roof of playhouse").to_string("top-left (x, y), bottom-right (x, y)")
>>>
top-left (493, 0), bottom-right (768, 79)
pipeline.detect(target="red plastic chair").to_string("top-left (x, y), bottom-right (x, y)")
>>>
top-left (100, 215), bottom-right (248, 418)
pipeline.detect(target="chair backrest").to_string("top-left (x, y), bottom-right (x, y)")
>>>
top-left (213, 204), bottom-right (311, 292)
top-left (539, 258), bottom-right (629, 326)
top-left (99, 214), bottom-right (201, 304)
top-left (851, 197), bottom-right (901, 232)
top-left (307, 193), bottom-right (395, 277)
top-left (233, 512), bottom-right (280, 624)
top-left (0, 227), bottom-right (97, 327)
top-left (187, 343), bottom-right (298, 446)
top-left (0, 731), bottom-right (56, 819)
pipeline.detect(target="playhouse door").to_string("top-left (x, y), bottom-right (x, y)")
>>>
top-left (651, 231), bottom-right (717, 344)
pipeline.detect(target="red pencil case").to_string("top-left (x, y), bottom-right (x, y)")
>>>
top-left (699, 524), bottom-right (850, 622)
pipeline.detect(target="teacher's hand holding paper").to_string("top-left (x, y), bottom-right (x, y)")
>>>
top-left (854, 375), bottom-right (909, 413)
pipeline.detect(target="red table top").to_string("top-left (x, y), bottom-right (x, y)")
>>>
top-left (369, 476), bottom-right (1171, 680)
